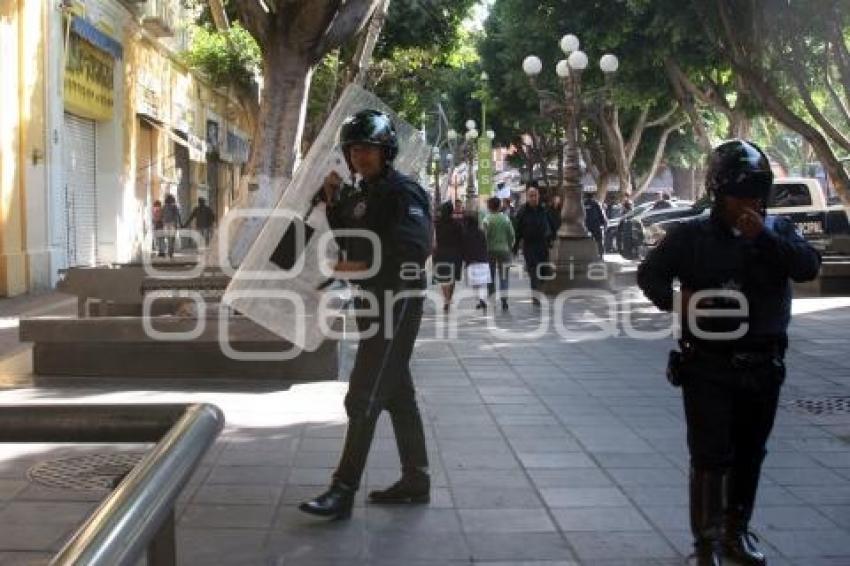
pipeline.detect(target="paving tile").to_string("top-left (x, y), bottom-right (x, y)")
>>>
top-left (0, 501), bottom-right (96, 525)
top-left (607, 467), bottom-right (687, 487)
top-left (759, 529), bottom-right (850, 558)
top-left (0, 525), bottom-right (67, 552)
top-left (205, 465), bottom-right (287, 485)
top-left (552, 506), bottom-right (653, 532)
top-left (364, 530), bottom-right (469, 561)
top-left (817, 505), bottom-right (850, 529)
top-left (0, 552), bottom-right (53, 565)
top-left (465, 533), bottom-right (577, 562)
top-left (191, 484), bottom-right (283, 506)
top-left (451, 486), bottom-right (544, 509)
top-left (364, 507), bottom-right (461, 532)
top-left (619, 486), bottom-right (687, 507)
top-left (517, 452), bottom-right (596, 469)
top-left (563, 531), bottom-right (680, 561)
top-left (178, 527), bottom-right (270, 565)
top-left (0, 480), bottom-right (27, 501)
top-left (459, 508), bottom-right (557, 533)
top-left (448, 469), bottom-right (532, 489)
top-left (179, 503), bottom-right (277, 529)
top-left (764, 466), bottom-right (849, 486)
top-left (539, 487), bottom-right (630, 508)
top-left (527, 468), bottom-right (613, 489)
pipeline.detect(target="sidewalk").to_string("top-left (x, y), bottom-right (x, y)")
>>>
top-left (0, 284), bottom-right (849, 564)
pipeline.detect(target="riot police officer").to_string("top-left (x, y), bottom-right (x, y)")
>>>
top-left (637, 140), bottom-right (821, 565)
top-left (299, 109), bottom-right (432, 520)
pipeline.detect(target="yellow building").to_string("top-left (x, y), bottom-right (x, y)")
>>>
top-left (0, 0), bottom-right (253, 296)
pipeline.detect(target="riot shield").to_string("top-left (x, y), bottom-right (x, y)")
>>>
top-left (221, 85), bottom-right (429, 352)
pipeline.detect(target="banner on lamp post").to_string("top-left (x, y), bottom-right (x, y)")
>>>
top-left (476, 137), bottom-right (494, 197)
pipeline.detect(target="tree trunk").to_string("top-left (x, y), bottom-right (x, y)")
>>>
top-left (595, 172), bottom-right (610, 202)
top-left (740, 64), bottom-right (850, 201)
top-left (253, 45), bottom-right (315, 184)
top-left (635, 119), bottom-right (687, 198)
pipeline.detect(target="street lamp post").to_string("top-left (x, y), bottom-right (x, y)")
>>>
top-left (465, 120), bottom-right (479, 210)
top-left (522, 35), bottom-right (619, 292)
top-left (447, 128), bottom-right (458, 202)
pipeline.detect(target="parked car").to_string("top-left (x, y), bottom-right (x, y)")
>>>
top-left (604, 202), bottom-right (654, 254)
top-left (640, 178), bottom-right (850, 259)
top-left (616, 199), bottom-right (696, 259)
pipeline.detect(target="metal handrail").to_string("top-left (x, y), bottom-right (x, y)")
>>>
top-left (0, 403), bottom-right (225, 566)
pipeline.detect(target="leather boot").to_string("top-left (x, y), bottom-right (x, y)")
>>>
top-left (725, 455), bottom-right (767, 565)
top-left (724, 505), bottom-right (766, 565)
top-left (372, 400), bottom-right (430, 504)
top-left (690, 468), bottom-right (725, 566)
top-left (369, 468), bottom-right (430, 504)
top-left (299, 481), bottom-right (355, 519)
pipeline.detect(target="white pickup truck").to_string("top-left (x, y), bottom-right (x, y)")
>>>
top-left (642, 178), bottom-right (850, 256)
top-left (767, 177), bottom-right (850, 252)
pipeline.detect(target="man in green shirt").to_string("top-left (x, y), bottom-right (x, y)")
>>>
top-left (483, 197), bottom-right (515, 310)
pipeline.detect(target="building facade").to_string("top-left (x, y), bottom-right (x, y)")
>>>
top-left (0, 0), bottom-right (253, 296)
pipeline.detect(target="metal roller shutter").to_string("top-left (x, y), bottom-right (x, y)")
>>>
top-left (63, 113), bottom-right (99, 266)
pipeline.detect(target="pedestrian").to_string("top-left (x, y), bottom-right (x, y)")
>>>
top-left (583, 193), bottom-right (607, 257)
top-left (161, 194), bottom-right (181, 258)
top-left (548, 194), bottom-right (563, 235)
top-left (513, 185), bottom-right (554, 305)
top-left (483, 196), bottom-right (514, 310)
top-left (453, 198), bottom-right (465, 220)
top-left (433, 201), bottom-right (464, 312)
top-left (184, 197), bottom-right (216, 247)
top-left (637, 140), bottom-right (821, 565)
top-left (300, 109), bottom-right (432, 520)
top-left (461, 212), bottom-right (491, 311)
top-left (651, 191), bottom-right (673, 210)
top-left (151, 199), bottom-right (164, 256)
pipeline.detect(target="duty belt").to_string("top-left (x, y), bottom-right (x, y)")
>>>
top-left (681, 341), bottom-right (783, 369)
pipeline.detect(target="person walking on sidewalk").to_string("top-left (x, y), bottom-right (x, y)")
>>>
top-left (161, 194), bottom-right (182, 258)
top-left (513, 185), bottom-right (554, 305)
top-left (462, 212), bottom-right (491, 311)
top-left (584, 193), bottom-right (607, 257)
top-left (433, 201), bottom-right (464, 312)
top-left (184, 197), bottom-right (216, 247)
top-left (300, 109), bottom-right (432, 520)
top-left (637, 140), bottom-right (821, 566)
top-left (151, 200), bottom-right (164, 256)
top-left (483, 196), bottom-right (514, 311)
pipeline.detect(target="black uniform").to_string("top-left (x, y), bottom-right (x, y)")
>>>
top-left (638, 209), bottom-right (820, 562)
top-left (514, 204), bottom-right (554, 292)
top-left (584, 197), bottom-right (607, 256)
top-left (325, 167), bottom-right (432, 491)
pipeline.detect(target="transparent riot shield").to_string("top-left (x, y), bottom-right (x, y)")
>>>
top-left (221, 85), bottom-right (429, 352)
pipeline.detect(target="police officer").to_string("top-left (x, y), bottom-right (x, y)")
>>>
top-left (299, 110), bottom-right (432, 520)
top-left (637, 140), bottom-right (820, 565)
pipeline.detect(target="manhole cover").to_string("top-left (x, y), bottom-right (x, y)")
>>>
top-left (28, 452), bottom-right (145, 490)
top-left (785, 397), bottom-right (850, 416)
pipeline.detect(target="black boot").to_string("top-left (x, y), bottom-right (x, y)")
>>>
top-left (690, 468), bottom-right (725, 566)
top-left (369, 469), bottom-right (430, 504)
top-left (725, 455), bottom-right (767, 565)
top-left (299, 481), bottom-right (355, 519)
top-left (724, 505), bottom-right (766, 565)
top-left (501, 298), bottom-right (509, 311)
top-left (372, 398), bottom-right (430, 504)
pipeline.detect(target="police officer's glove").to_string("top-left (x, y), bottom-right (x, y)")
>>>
top-left (315, 171), bottom-right (343, 206)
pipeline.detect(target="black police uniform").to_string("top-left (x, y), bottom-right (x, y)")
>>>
top-left (299, 161), bottom-right (433, 519)
top-left (638, 208), bottom-right (820, 563)
top-left (327, 167), bottom-right (432, 487)
top-left (514, 204), bottom-right (554, 293)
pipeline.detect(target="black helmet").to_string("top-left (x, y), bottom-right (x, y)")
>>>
top-left (339, 109), bottom-right (399, 164)
top-left (706, 139), bottom-right (773, 199)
